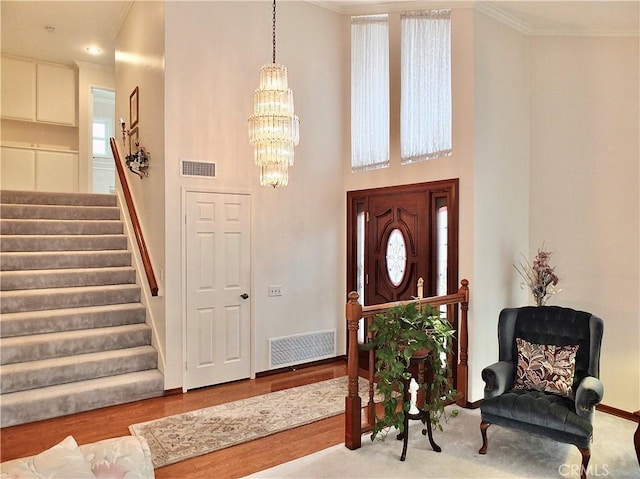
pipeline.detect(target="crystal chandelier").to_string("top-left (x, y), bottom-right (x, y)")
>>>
top-left (248, 0), bottom-right (300, 188)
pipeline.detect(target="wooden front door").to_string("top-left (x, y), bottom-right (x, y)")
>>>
top-left (347, 179), bottom-right (459, 376)
top-left (366, 191), bottom-right (428, 304)
top-left (348, 179), bottom-right (458, 307)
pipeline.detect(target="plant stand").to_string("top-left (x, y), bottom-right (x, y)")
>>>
top-left (396, 352), bottom-right (442, 461)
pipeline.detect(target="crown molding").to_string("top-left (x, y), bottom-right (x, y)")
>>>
top-left (309, 1), bottom-right (639, 37)
top-left (526, 26), bottom-right (639, 38)
top-left (309, 1), bottom-right (474, 16)
top-left (476, 1), bottom-right (638, 37)
top-left (110, 1), bottom-right (134, 40)
top-left (74, 61), bottom-right (114, 73)
top-left (475, 2), bottom-right (530, 34)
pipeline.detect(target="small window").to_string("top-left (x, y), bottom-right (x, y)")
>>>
top-left (351, 14), bottom-right (390, 172)
top-left (385, 229), bottom-right (407, 286)
top-left (92, 119), bottom-right (110, 157)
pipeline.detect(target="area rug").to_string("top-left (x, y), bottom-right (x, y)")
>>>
top-left (129, 376), bottom-right (374, 468)
top-left (245, 406), bottom-right (639, 478)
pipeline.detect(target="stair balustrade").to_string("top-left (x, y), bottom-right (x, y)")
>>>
top-left (109, 138), bottom-right (158, 296)
top-left (344, 279), bottom-right (469, 450)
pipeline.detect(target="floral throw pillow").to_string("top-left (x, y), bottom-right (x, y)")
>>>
top-left (513, 338), bottom-right (579, 398)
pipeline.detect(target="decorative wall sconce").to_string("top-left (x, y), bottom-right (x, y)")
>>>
top-left (120, 118), bottom-right (149, 178)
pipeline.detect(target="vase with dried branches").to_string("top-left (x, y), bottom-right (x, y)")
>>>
top-left (514, 245), bottom-right (561, 306)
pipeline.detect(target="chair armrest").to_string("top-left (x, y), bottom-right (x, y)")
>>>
top-left (575, 376), bottom-right (604, 419)
top-left (481, 361), bottom-right (515, 399)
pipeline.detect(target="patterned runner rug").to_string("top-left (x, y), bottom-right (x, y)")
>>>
top-left (129, 376), bottom-right (373, 468)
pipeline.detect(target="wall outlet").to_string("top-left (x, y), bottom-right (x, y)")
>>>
top-left (268, 285), bottom-right (283, 297)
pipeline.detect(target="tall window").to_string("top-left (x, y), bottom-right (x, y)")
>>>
top-left (351, 14), bottom-right (389, 171)
top-left (401, 10), bottom-right (452, 164)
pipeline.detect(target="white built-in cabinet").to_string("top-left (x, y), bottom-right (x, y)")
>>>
top-left (0, 147), bottom-right (36, 191)
top-left (1, 58), bottom-right (36, 121)
top-left (1, 57), bottom-right (76, 125)
top-left (36, 63), bottom-right (76, 125)
top-left (0, 147), bottom-right (78, 193)
top-left (1, 56), bottom-right (78, 193)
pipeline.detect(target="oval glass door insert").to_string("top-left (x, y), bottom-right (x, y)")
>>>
top-left (386, 228), bottom-right (407, 286)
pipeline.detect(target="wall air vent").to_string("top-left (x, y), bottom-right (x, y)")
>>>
top-left (269, 329), bottom-right (336, 369)
top-left (181, 159), bottom-right (216, 178)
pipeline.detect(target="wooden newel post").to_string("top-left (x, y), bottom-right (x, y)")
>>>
top-left (345, 291), bottom-right (362, 450)
top-left (456, 279), bottom-right (469, 407)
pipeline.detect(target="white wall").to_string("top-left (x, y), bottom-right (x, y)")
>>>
top-left (469, 11), bottom-right (529, 402)
top-left (529, 35), bottom-right (640, 411)
top-left (164, 1), bottom-right (345, 386)
top-left (115, 1), bottom-right (167, 374)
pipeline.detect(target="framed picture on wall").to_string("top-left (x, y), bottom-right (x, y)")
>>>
top-left (129, 126), bottom-right (139, 152)
top-left (130, 86), bottom-right (139, 128)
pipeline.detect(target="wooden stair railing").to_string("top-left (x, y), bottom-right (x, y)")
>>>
top-left (345, 279), bottom-right (469, 450)
top-left (110, 137), bottom-right (159, 296)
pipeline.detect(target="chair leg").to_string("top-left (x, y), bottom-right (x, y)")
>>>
top-left (479, 421), bottom-right (490, 454)
top-left (577, 446), bottom-right (590, 479)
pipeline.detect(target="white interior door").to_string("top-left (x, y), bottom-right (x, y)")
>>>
top-left (185, 191), bottom-right (251, 390)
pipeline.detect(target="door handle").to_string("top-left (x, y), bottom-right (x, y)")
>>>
top-left (240, 293), bottom-right (249, 299)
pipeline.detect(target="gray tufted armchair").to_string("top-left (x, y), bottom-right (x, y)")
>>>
top-left (479, 306), bottom-right (604, 479)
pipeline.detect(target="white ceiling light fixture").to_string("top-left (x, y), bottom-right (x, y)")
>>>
top-left (248, 0), bottom-right (300, 188)
top-left (86, 46), bottom-right (102, 55)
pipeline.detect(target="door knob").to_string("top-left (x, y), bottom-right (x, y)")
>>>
top-left (240, 293), bottom-right (249, 299)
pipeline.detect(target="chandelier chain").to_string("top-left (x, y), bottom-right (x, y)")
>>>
top-left (272, 0), bottom-right (277, 64)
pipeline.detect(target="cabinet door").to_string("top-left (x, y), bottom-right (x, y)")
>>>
top-left (1, 58), bottom-right (36, 121)
top-left (0, 147), bottom-right (36, 190)
top-left (35, 151), bottom-right (78, 193)
top-left (36, 64), bottom-right (76, 125)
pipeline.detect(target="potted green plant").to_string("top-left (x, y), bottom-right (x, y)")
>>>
top-left (363, 301), bottom-right (456, 440)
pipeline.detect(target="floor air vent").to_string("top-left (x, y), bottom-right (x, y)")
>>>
top-left (181, 160), bottom-right (216, 178)
top-left (269, 329), bottom-right (336, 368)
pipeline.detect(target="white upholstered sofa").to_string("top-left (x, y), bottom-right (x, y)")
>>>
top-left (0, 435), bottom-right (154, 479)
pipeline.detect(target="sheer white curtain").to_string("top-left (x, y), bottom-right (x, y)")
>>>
top-left (351, 15), bottom-right (389, 171)
top-left (401, 10), bottom-right (452, 164)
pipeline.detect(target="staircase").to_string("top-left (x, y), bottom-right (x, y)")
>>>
top-left (0, 190), bottom-right (164, 428)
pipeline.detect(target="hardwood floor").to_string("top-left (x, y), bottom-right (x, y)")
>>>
top-left (0, 360), bottom-right (348, 478)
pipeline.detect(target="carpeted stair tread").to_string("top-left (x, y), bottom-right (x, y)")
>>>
top-left (0, 234), bottom-right (127, 252)
top-left (0, 219), bottom-right (124, 235)
top-left (0, 190), bottom-right (162, 428)
top-left (0, 190), bottom-right (117, 207)
top-left (0, 323), bottom-right (151, 364)
top-left (0, 267), bottom-right (136, 291)
top-left (0, 369), bottom-right (164, 428)
top-left (0, 284), bottom-right (140, 313)
top-left (1, 250), bottom-right (131, 271)
top-left (0, 346), bottom-right (158, 394)
top-left (0, 303), bottom-right (146, 337)
top-left (1, 204), bottom-right (121, 220)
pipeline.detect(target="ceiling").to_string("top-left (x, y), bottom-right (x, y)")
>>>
top-left (1, 1), bottom-right (131, 67)
top-left (482, 1), bottom-right (639, 35)
top-left (1, 1), bottom-right (638, 68)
